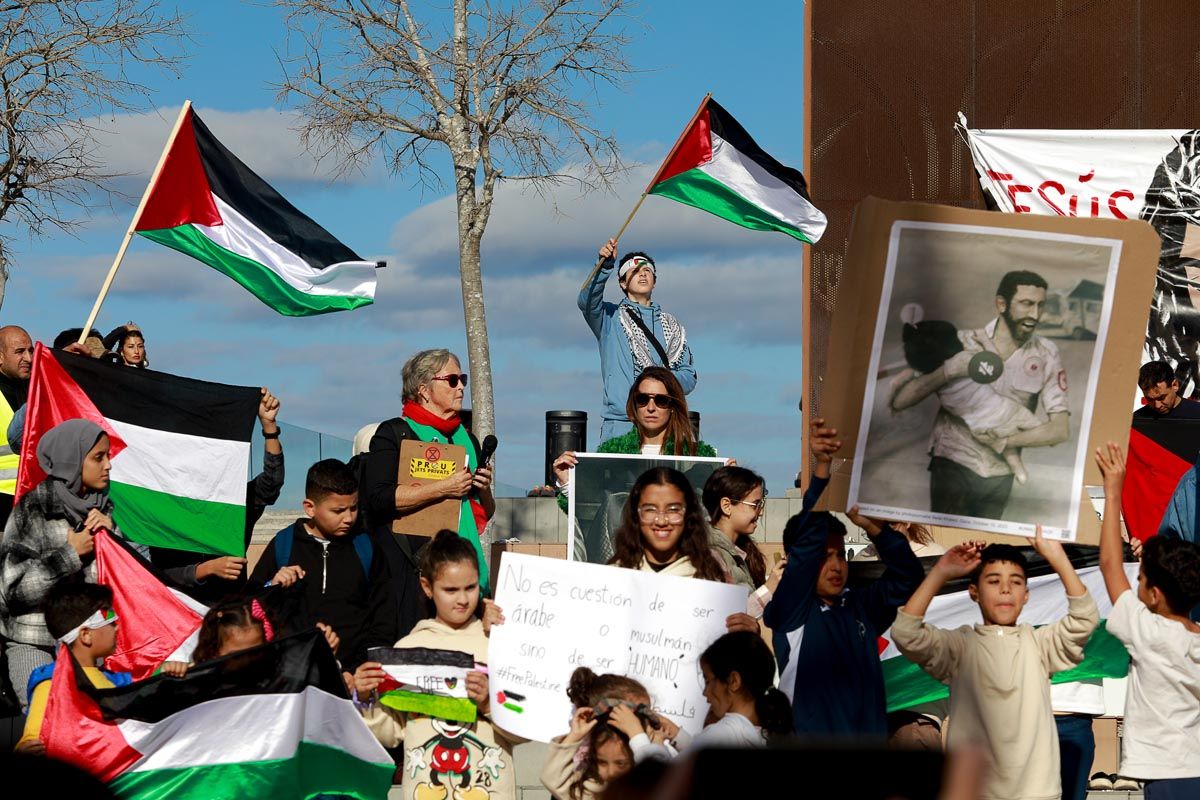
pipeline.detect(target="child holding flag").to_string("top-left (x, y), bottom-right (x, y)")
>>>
top-left (351, 530), bottom-right (521, 800)
top-left (16, 582), bottom-right (130, 753)
top-left (1095, 442), bottom-right (1200, 799)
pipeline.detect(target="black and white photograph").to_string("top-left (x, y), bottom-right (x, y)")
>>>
top-left (848, 222), bottom-right (1122, 540)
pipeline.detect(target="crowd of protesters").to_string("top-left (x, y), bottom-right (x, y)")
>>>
top-left (1, 243), bottom-right (1199, 800)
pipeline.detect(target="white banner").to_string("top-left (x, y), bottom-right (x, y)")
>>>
top-left (961, 121), bottom-right (1200, 393)
top-left (487, 552), bottom-right (748, 742)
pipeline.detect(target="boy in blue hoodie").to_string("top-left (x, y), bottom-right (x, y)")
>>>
top-left (763, 417), bottom-right (926, 738)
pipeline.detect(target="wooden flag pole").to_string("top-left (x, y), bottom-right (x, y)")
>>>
top-left (582, 93), bottom-right (712, 288)
top-left (78, 99), bottom-right (193, 345)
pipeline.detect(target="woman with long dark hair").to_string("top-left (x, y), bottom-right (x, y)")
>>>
top-left (608, 467), bottom-right (725, 580)
top-left (703, 466), bottom-right (786, 611)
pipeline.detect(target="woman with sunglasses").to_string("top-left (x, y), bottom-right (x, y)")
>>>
top-left (362, 349), bottom-right (494, 636)
top-left (552, 367), bottom-right (716, 498)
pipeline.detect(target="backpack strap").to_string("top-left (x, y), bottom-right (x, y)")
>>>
top-left (352, 532), bottom-right (374, 578)
top-left (274, 524), bottom-right (296, 569)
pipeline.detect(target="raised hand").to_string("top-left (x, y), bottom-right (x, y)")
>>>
top-left (934, 541), bottom-right (984, 579)
top-left (847, 505), bottom-right (883, 537)
top-left (1028, 524), bottom-right (1068, 568)
top-left (482, 598), bottom-right (505, 634)
top-left (564, 706), bottom-right (598, 743)
top-left (1094, 442), bottom-right (1126, 496)
top-left (599, 238), bottom-right (618, 261)
top-left (724, 612), bottom-right (761, 634)
top-left (552, 451), bottom-right (578, 486)
top-left (809, 417), bottom-right (842, 463)
top-left (607, 703), bottom-right (646, 741)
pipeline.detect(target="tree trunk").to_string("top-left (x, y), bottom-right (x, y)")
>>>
top-left (0, 248), bottom-right (8, 312)
top-left (454, 193), bottom-right (495, 438)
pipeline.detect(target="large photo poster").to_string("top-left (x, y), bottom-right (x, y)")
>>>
top-left (848, 221), bottom-right (1122, 540)
top-left (961, 124), bottom-right (1200, 395)
top-left (567, 452), bottom-right (727, 563)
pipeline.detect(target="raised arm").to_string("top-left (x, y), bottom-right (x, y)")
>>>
top-left (578, 239), bottom-right (617, 337)
top-left (901, 542), bottom-right (981, 618)
top-left (1094, 442), bottom-right (1132, 603)
top-left (1031, 526), bottom-right (1099, 671)
top-left (848, 507), bottom-right (927, 632)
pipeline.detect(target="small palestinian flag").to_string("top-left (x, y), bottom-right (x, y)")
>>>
top-left (368, 646), bottom-right (479, 724)
top-left (17, 344), bottom-right (260, 556)
top-left (134, 106), bottom-right (379, 316)
top-left (42, 630), bottom-right (393, 798)
top-left (647, 97), bottom-right (827, 243)
top-left (95, 530), bottom-right (206, 680)
top-left (877, 561), bottom-right (1136, 711)
top-left (1124, 417), bottom-right (1200, 541)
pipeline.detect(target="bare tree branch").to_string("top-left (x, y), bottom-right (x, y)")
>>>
top-left (0, 0), bottom-right (188, 294)
top-left (275, 0), bottom-right (638, 436)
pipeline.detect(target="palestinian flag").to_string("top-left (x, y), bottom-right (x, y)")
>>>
top-left (1124, 417), bottom-right (1200, 541)
top-left (96, 530), bottom-right (206, 680)
top-left (133, 106), bottom-right (379, 316)
top-left (368, 645), bottom-right (478, 724)
top-left (41, 630), bottom-right (394, 798)
top-left (647, 97), bottom-right (827, 243)
top-left (876, 559), bottom-right (1137, 712)
top-left (17, 344), bottom-right (260, 556)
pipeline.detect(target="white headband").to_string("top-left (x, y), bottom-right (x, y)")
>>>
top-left (58, 608), bottom-right (118, 645)
top-left (619, 256), bottom-right (655, 281)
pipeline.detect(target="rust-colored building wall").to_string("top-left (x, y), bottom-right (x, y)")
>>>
top-left (806, 0), bottom-right (1200, 418)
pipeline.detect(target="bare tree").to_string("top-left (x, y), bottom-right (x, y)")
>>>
top-left (0, 0), bottom-right (188, 308)
top-left (276, 0), bottom-right (633, 436)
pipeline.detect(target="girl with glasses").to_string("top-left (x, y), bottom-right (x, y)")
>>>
top-left (703, 466), bottom-right (786, 615)
top-left (608, 467), bottom-right (759, 634)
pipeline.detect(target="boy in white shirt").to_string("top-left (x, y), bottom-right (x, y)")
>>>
top-left (1095, 442), bottom-right (1200, 800)
top-left (890, 531), bottom-right (1098, 800)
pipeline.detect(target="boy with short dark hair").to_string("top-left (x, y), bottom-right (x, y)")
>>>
top-left (764, 418), bottom-right (926, 738)
top-left (16, 582), bottom-right (131, 753)
top-left (891, 531), bottom-right (1098, 800)
top-left (1095, 442), bottom-right (1200, 799)
top-left (250, 459), bottom-right (394, 671)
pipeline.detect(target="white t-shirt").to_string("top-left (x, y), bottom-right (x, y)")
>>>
top-left (1106, 590), bottom-right (1200, 779)
top-left (689, 712), bottom-right (767, 749)
top-left (640, 443), bottom-right (663, 456)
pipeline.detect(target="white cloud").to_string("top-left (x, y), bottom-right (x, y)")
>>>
top-left (88, 106), bottom-right (383, 187)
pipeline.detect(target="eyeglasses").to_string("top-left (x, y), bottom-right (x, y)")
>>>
top-left (432, 373), bottom-right (469, 389)
top-left (634, 392), bottom-right (674, 409)
top-left (738, 499), bottom-right (767, 512)
top-left (637, 505), bottom-right (685, 523)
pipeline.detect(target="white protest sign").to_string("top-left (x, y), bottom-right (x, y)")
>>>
top-left (487, 551), bottom-right (748, 742)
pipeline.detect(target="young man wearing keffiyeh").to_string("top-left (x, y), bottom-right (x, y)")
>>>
top-left (580, 239), bottom-right (698, 442)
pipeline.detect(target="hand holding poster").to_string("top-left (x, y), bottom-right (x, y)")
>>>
top-left (487, 552), bottom-right (748, 742)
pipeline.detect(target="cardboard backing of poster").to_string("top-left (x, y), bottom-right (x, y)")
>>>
top-left (819, 197), bottom-right (1160, 545)
top-left (392, 439), bottom-right (465, 537)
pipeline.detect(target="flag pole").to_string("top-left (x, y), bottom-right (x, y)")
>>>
top-left (582, 93), bottom-right (712, 287)
top-left (78, 99), bottom-right (193, 345)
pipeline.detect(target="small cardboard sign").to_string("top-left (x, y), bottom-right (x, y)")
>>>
top-left (393, 439), bottom-right (466, 537)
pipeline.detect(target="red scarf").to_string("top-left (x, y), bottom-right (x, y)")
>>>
top-left (402, 401), bottom-right (461, 436)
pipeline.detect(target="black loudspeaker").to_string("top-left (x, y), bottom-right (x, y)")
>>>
top-left (545, 410), bottom-right (587, 486)
top-left (688, 411), bottom-right (701, 442)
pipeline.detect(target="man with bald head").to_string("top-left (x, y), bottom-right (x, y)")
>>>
top-left (0, 325), bottom-right (32, 527)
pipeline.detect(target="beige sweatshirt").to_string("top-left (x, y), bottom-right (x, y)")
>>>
top-left (362, 617), bottom-right (520, 800)
top-left (636, 555), bottom-right (697, 578)
top-left (891, 592), bottom-right (1099, 800)
top-left (540, 735), bottom-right (604, 800)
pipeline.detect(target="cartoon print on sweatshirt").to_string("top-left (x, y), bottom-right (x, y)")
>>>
top-left (407, 717), bottom-right (507, 800)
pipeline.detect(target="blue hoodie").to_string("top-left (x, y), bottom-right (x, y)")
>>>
top-left (578, 256), bottom-right (697, 423)
top-left (763, 476), bottom-right (925, 738)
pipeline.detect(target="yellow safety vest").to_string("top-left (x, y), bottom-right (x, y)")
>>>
top-left (0, 392), bottom-right (19, 495)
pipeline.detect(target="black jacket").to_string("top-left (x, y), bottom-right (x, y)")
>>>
top-left (249, 520), bottom-right (396, 671)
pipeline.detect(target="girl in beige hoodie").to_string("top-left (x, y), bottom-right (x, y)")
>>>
top-left (352, 531), bottom-right (519, 800)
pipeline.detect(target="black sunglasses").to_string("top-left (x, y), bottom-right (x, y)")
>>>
top-left (432, 373), bottom-right (469, 389)
top-left (634, 392), bottom-right (674, 409)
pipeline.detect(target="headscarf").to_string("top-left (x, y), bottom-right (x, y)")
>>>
top-left (36, 419), bottom-right (111, 528)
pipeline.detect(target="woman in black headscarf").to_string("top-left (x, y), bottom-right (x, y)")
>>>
top-left (0, 419), bottom-right (116, 711)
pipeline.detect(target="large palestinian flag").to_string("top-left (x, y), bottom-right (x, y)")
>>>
top-left (874, 558), bottom-right (1137, 711)
top-left (17, 344), bottom-right (260, 556)
top-left (40, 630), bottom-right (393, 798)
top-left (133, 106), bottom-right (379, 316)
top-left (648, 97), bottom-right (827, 243)
top-left (1125, 417), bottom-right (1200, 541)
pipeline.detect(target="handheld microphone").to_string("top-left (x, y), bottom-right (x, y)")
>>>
top-left (479, 434), bottom-right (498, 467)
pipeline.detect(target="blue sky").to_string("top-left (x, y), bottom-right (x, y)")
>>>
top-left (2, 1), bottom-right (806, 495)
